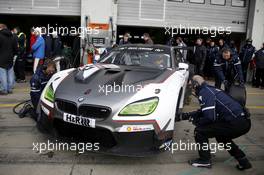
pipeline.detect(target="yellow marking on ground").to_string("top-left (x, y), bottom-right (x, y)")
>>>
top-left (13, 88), bottom-right (30, 92)
top-left (0, 104), bottom-right (18, 108)
top-left (247, 92), bottom-right (264, 95)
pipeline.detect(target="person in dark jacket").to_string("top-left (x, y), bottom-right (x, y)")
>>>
top-left (143, 33), bottom-right (154, 45)
top-left (214, 48), bottom-right (244, 91)
top-left (218, 39), bottom-right (229, 52)
top-left (205, 40), bottom-right (218, 77)
top-left (239, 39), bottom-right (256, 82)
top-left (0, 24), bottom-right (17, 95)
top-left (30, 59), bottom-right (56, 110)
top-left (52, 31), bottom-right (62, 57)
top-left (119, 32), bottom-right (131, 45)
top-left (13, 27), bottom-right (27, 83)
top-left (72, 34), bottom-right (81, 67)
top-left (178, 75), bottom-right (252, 170)
top-left (229, 40), bottom-right (238, 56)
top-left (42, 31), bottom-right (52, 59)
top-left (194, 38), bottom-right (207, 75)
top-left (254, 43), bottom-right (264, 89)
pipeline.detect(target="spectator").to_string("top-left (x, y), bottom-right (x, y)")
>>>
top-left (29, 28), bottom-right (36, 52)
top-left (205, 38), bottom-right (211, 48)
top-left (166, 37), bottom-right (175, 46)
top-left (32, 27), bottom-right (45, 73)
top-left (176, 37), bottom-right (186, 47)
top-left (42, 29), bottom-right (52, 58)
top-left (52, 31), bottom-right (62, 57)
top-left (254, 43), bottom-right (264, 89)
top-left (119, 32), bottom-right (131, 45)
top-left (0, 24), bottom-right (16, 95)
top-left (13, 27), bottom-right (27, 83)
top-left (229, 40), bottom-right (238, 56)
top-left (239, 39), bottom-right (256, 82)
top-left (218, 39), bottom-right (229, 52)
top-left (72, 34), bottom-right (80, 67)
top-left (205, 40), bottom-right (218, 78)
top-left (143, 33), bottom-right (154, 45)
top-left (176, 37), bottom-right (187, 60)
top-left (193, 38), bottom-right (207, 75)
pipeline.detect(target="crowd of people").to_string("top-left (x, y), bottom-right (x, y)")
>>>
top-left (0, 24), bottom-right (80, 95)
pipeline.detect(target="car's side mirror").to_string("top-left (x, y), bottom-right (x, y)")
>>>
top-left (178, 63), bottom-right (189, 71)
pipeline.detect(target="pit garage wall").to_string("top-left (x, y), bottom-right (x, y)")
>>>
top-left (0, 0), bottom-right (81, 16)
top-left (117, 0), bottom-right (249, 33)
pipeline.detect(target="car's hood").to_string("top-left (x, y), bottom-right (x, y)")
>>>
top-left (55, 64), bottom-right (172, 108)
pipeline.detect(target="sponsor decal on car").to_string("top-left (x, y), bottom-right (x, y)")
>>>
top-left (63, 113), bottom-right (96, 128)
top-left (118, 124), bottom-right (154, 132)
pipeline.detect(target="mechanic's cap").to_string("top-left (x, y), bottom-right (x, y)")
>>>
top-left (246, 38), bottom-right (253, 42)
top-left (192, 75), bottom-right (205, 86)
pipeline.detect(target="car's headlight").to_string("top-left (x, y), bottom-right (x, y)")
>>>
top-left (119, 97), bottom-right (159, 116)
top-left (44, 84), bottom-right (54, 103)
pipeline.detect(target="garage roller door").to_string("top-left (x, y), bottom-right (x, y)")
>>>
top-left (0, 0), bottom-right (81, 16)
top-left (117, 0), bottom-right (249, 33)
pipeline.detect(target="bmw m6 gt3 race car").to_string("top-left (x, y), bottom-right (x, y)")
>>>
top-left (39, 44), bottom-right (189, 156)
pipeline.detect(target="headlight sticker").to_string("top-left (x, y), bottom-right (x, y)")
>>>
top-left (119, 97), bottom-right (159, 116)
top-left (44, 84), bottom-right (55, 103)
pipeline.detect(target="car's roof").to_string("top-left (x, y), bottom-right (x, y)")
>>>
top-left (114, 44), bottom-right (172, 52)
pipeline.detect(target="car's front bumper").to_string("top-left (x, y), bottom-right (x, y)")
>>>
top-left (39, 106), bottom-right (171, 156)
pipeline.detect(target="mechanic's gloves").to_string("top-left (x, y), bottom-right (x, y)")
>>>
top-left (178, 110), bottom-right (202, 125)
top-left (175, 113), bottom-right (189, 122)
top-left (239, 81), bottom-right (245, 88)
top-left (189, 110), bottom-right (202, 126)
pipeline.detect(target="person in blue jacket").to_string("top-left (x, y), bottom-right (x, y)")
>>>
top-left (214, 48), bottom-right (244, 91)
top-left (32, 27), bottom-right (45, 73)
top-left (178, 75), bottom-right (251, 170)
top-left (30, 59), bottom-right (56, 111)
top-left (239, 39), bottom-right (255, 82)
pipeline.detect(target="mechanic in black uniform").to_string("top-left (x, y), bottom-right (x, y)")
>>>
top-left (177, 75), bottom-right (252, 170)
top-left (214, 48), bottom-right (244, 91)
top-left (30, 59), bottom-right (56, 111)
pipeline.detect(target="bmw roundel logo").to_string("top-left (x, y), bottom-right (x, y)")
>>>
top-left (78, 97), bottom-right (85, 102)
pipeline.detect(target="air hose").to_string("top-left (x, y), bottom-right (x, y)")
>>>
top-left (13, 100), bottom-right (35, 118)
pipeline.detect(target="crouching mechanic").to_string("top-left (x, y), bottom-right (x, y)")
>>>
top-left (30, 59), bottom-right (56, 113)
top-left (177, 75), bottom-right (251, 170)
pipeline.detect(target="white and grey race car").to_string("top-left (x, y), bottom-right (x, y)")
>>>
top-left (39, 44), bottom-right (189, 155)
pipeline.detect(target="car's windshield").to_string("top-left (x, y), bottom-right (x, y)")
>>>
top-left (99, 48), bottom-right (171, 69)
